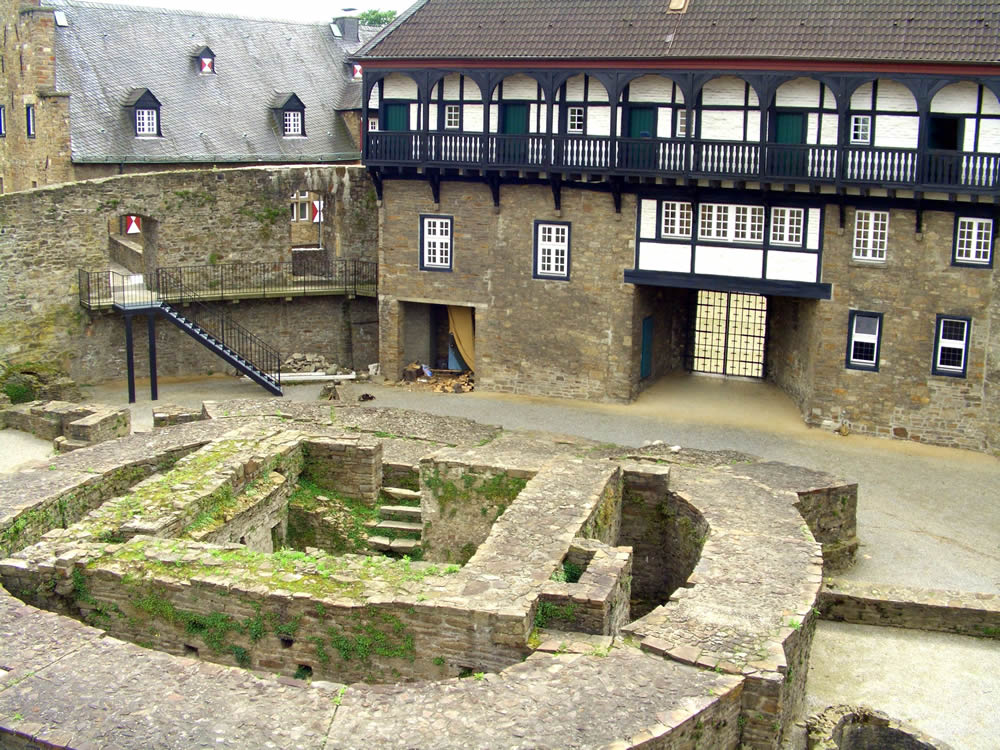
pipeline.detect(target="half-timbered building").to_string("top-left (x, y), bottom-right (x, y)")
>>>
top-left (356, 0), bottom-right (1000, 452)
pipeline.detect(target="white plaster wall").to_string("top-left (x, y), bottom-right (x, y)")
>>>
top-left (464, 104), bottom-right (484, 132)
top-left (489, 106), bottom-right (498, 133)
top-left (639, 199), bottom-right (657, 239)
top-left (429, 103), bottom-right (438, 126)
top-left (368, 86), bottom-right (380, 108)
top-left (976, 119), bottom-right (1000, 151)
top-left (702, 77), bottom-right (757, 106)
top-left (639, 242), bottom-right (691, 273)
top-left (875, 80), bottom-right (917, 112)
top-left (807, 208), bottom-right (822, 250)
top-left (588, 107), bottom-right (612, 137)
top-left (820, 114), bottom-right (839, 145)
top-left (566, 75), bottom-right (586, 101)
top-left (443, 74), bottom-right (462, 99)
top-left (963, 123), bottom-right (977, 152)
top-left (982, 90), bottom-right (1000, 116)
top-left (823, 87), bottom-right (838, 109)
top-left (873, 115), bottom-right (919, 148)
top-left (409, 103), bottom-right (421, 129)
top-left (384, 73), bottom-right (418, 99)
top-left (528, 104), bottom-right (548, 134)
top-left (628, 75), bottom-right (675, 103)
top-left (501, 75), bottom-right (540, 100)
top-left (746, 111), bottom-right (761, 140)
top-left (588, 79), bottom-right (610, 102)
top-left (694, 246), bottom-right (763, 277)
top-left (851, 82), bottom-right (874, 110)
top-left (775, 78), bottom-right (821, 108)
top-left (807, 113), bottom-right (820, 145)
top-left (931, 82), bottom-right (979, 114)
top-left (766, 251), bottom-right (817, 282)
top-left (701, 110), bottom-right (747, 140)
top-left (657, 108), bottom-right (673, 138)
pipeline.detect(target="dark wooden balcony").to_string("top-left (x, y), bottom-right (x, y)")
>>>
top-left (366, 131), bottom-right (1000, 192)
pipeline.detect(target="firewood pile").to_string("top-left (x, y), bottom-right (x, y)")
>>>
top-left (399, 362), bottom-right (474, 393)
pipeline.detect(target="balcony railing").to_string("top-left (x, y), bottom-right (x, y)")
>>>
top-left (366, 131), bottom-right (1000, 191)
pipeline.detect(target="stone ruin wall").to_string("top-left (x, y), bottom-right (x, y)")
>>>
top-left (0, 165), bottom-right (379, 379)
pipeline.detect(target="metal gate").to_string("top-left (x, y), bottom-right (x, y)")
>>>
top-left (687, 291), bottom-right (767, 378)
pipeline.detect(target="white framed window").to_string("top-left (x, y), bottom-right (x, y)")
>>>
top-left (421, 215), bottom-right (452, 270)
top-left (534, 221), bottom-right (570, 278)
top-left (770, 207), bottom-right (804, 246)
top-left (135, 108), bottom-right (158, 136)
top-left (283, 110), bottom-right (303, 136)
top-left (444, 104), bottom-right (460, 130)
top-left (0, 106), bottom-right (6, 137)
top-left (675, 108), bottom-right (688, 138)
top-left (850, 114), bottom-right (871, 145)
top-left (954, 217), bottom-right (992, 265)
top-left (699, 203), bottom-right (764, 243)
top-left (290, 191), bottom-right (310, 222)
top-left (933, 316), bottom-right (970, 377)
top-left (661, 201), bottom-right (692, 238)
top-left (367, 116), bottom-right (379, 132)
top-left (847, 311), bottom-right (882, 371)
top-left (25, 104), bottom-right (34, 137)
top-left (567, 106), bottom-right (584, 134)
top-left (853, 210), bottom-right (888, 261)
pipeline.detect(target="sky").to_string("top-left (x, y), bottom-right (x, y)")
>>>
top-left (104, 0), bottom-right (418, 23)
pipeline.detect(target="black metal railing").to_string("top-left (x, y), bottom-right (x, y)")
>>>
top-left (366, 130), bottom-right (1000, 191)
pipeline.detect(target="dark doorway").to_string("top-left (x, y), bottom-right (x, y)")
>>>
top-left (928, 115), bottom-right (962, 151)
top-left (771, 110), bottom-right (807, 177)
top-left (623, 106), bottom-right (657, 170)
top-left (687, 291), bottom-right (767, 378)
top-left (383, 102), bottom-right (409, 131)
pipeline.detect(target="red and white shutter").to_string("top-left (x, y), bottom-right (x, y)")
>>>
top-left (312, 200), bottom-right (324, 223)
top-left (125, 215), bottom-right (142, 234)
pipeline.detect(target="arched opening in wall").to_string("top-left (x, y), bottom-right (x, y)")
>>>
top-left (489, 74), bottom-right (546, 166)
top-left (617, 74), bottom-right (685, 171)
top-left (108, 213), bottom-right (156, 278)
top-left (428, 73), bottom-right (483, 163)
top-left (288, 185), bottom-right (326, 268)
top-left (553, 74), bottom-right (612, 170)
top-left (769, 77), bottom-right (837, 179)
top-left (928, 81), bottom-right (1000, 188)
top-left (845, 79), bottom-right (918, 183)
top-left (367, 72), bottom-right (421, 161)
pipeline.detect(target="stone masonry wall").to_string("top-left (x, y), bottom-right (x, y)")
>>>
top-left (301, 437), bottom-right (382, 506)
top-left (0, 165), bottom-right (379, 377)
top-left (378, 181), bottom-right (639, 402)
top-left (802, 205), bottom-right (998, 453)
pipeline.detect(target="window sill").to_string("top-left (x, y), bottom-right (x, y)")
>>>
top-left (849, 258), bottom-right (887, 267)
top-left (283, 135), bottom-right (307, 139)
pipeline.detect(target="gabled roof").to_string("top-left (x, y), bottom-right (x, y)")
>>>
top-left (51, 0), bottom-right (372, 164)
top-left (356, 0), bottom-right (1000, 65)
top-left (122, 88), bottom-right (159, 108)
top-left (270, 93), bottom-right (305, 110)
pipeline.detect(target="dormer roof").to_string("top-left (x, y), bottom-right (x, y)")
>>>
top-left (270, 92), bottom-right (305, 111)
top-left (122, 88), bottom-right (160, 108)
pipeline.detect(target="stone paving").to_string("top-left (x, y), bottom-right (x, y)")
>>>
top-left (0, 398), bottom-right (859, 749)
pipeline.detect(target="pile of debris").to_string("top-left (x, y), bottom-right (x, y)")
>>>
top-left (399, 362), bottom-right (474, 393)
top-left (282, 353), bottom-right (353, 375)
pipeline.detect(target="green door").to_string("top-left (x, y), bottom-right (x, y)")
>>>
top-left (500, 103), bottom-right (529, 164)
top-left (501, 103), bottom-right (529, 134)
top-left (384, 103), bottom-right (409, 131)
top-left (624, 107), bottom-right (657, 169)
top-left (773, 111), bottom-right (806, 176)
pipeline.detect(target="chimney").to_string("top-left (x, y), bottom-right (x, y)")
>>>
top-left (332, 16), bottom-right (360, 43)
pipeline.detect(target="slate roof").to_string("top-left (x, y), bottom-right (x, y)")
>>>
top-left (357, 0), bottom-right (1000, 65)
top-left (51, 0), bottom-right (372, 164)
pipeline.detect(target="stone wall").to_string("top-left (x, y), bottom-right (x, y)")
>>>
top-left (378, 181), bottom-right (640, 402)
top-left (301, 437), bottom-right (382, 506)
top-left (0, 165), bottom-right (379, 377)
top-left (819, 578), bottom-right (1000, 639)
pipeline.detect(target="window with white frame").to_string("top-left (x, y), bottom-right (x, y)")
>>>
top-left (367, 116), bottom-right (379, 132)
top-left (534, 222), bottom-right (570, 278)
top-left (0, 106), bottom-right (5, 137)
top-left (661, 201), bottom-right (692, 238)
top-left (699, 203), bottom-right (763, 243)
top-left (846, 311), bottom-right (882, 370)
top-left (933, 316), bottom-right (970, 377)
top-left (444, 104), bottom-right (460, 129)
top-left (283, 109), bottom-right (303, 136)
top-left (771, 207), bottom-right (804, 246)
top-left (675, 108), bottom-right (688, 138)
top-left (954, 217), bottom-right (992, 265)
top-left (421, 216), bottom-right (452, 270)
top-left (850, 114), bottom-right (871, 145)
top-left (567, 106), bottom-right (584, 134)
top-left (290, 191), bottom-right (310, 222)
top-left (25, 104), bottom-right (35, 138)
top-left (135, 108), bottom-right (158, 136)
top-left (853, 210), bottom-right (888, 261)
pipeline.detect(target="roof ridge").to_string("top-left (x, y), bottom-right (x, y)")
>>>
top-left (49, 0), bottom-right (331, 27)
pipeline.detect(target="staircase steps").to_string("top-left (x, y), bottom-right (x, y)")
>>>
top-left (378, 505), bottom-right (422, 522)
top-left (367, 497), bottom-right (424, 556)
top-left (374, 520), bottom-right (422, 538)
top-left (381, 487), bottom-right (421, 504)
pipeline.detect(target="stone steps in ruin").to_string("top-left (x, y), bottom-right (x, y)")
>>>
top-left (374, 520), bottom-right (423, 538)
top-left (381, 486), bottom-right (421, 503)
top-left (378, 504), bottom-right (423, 523)
top-left (366, 535), bottom-right (421, 555)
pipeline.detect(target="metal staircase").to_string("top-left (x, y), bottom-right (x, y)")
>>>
top-left (82, 269), bottom-right (281, 395)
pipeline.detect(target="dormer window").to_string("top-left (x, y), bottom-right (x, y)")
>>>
top-left (193, 46), bottom-right (215, 75)
top-left (123, 88), bottom-right (161, 137)
top-left (271, 93), bottom-right (306, 138)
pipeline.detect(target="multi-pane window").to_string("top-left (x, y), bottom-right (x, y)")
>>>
top-left (661, 201), bottom-right (692, 238)
top-left (135, 108), bottom-right (158, 136)
top-left (700, 204), bottom-right (762, 243)
top-left (846, 311), bottom-right (882, 371)
top-left (771, 207), bottom-right (804, 246)
top-left (535, 222), bottom-right (570, 278)
top-left (367, 116), bottom-right (379, 132)
top-left (567, 106), bottom-right (584, 134)
top-left (850, 115), bottom-right (871, 145)
top-left (954, 217), bottom-right (992, 265)
top-left (444, 104), bottom-right (460, 130)
top-left (733, 205), bottom-right (765, 242)
top-left (421, 216), bottom-right (452, 270)
top-left (283, 110), bottom-right (303, 136)
top-left (290, 191), bottom-right (310, 222)
top-left (853, 210), bottom-right (889, 261)
top-left (933, 316), bottom-right (970, 377)
top-left (25, 104), bottom-right (35, 138)
top-left (675, 108), bottom-right (687, 138)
